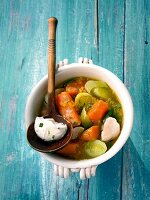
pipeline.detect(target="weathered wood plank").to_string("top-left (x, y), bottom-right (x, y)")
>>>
top-left (92, 0), bottom-right (125, 80)
top-left (88, 1), bottom-right (125, 199)
top-left (122, 0), bottom-right (150, 199)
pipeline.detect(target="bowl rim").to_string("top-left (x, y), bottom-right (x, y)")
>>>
top-left (25, 63), bottom-right (134, 168)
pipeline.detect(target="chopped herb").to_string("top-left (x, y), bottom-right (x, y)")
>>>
top-left (102, 109), bottom-right (113, 122)
top-left (73, 121), bottom-right (78, 126)
top-left (63, 78), bottom-right (76, 87)
top-left (52, 135), bottom-right (55, 139)
top-left (85, 103), bottom-right (93, 111)
top-left (39, 123), bottom-right (43, 127)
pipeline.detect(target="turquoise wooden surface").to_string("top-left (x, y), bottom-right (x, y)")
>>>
top-left (0, 0), bottom-right (149, 199)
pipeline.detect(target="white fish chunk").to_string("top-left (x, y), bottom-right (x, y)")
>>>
top-left (101, 117), bottom-right (120, 142)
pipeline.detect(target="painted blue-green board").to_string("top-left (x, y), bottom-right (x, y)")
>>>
top-left (122, 0), bottom-right (150, 199)
top-left (0, 0), bottom-right (149, 199)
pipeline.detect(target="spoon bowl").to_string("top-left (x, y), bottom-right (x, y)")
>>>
top-left (27, 17), bottom-right (73, 152)
top-left (27, 115), bottom-right (72, 152)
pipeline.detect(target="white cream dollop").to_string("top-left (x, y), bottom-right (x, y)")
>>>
top-left (34, 117), bottom-right (67, 141)
top-left (101, 117), bottom-right (120, 142)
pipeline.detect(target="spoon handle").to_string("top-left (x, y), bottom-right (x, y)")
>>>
top-left (48, 17), bottom-right (58, 95)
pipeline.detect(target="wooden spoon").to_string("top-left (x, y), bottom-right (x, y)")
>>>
top-left (27, 17), bottom-right (73, 152)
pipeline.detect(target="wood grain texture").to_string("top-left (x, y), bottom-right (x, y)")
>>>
top-left (0, 0), bottom-right (149, 199)
top-left (89, 1), bottom-right (124, 200)
top-left (122, 0), bottom-right (150, 199)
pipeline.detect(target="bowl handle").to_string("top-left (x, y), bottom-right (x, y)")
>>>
top-left (53, 164), bottom-right (97, 179)
top-left (78, 57), bottom-right (93, 64)
top-left (57, 57), bottom-right (93, 69)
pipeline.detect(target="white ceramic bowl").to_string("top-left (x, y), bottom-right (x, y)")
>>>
top-left (25, 58), bottom-right (134, 179)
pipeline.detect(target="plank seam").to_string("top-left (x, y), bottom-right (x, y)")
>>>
top-left (144, 1), bottom-right (148, 45)
top-left (121, 0), bottom-right (126, 199)
top-left (122, 0), bottom-right (126, 84)
top-left (87, 179), bottom-right (89, 200)
top-left (94, 0), bottom-right (99, 53)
